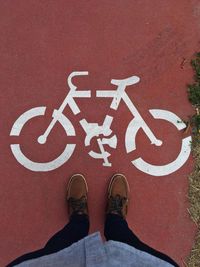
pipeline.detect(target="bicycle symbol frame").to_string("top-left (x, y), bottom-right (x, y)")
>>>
top-left (10, 71), bottom-right (191, 176)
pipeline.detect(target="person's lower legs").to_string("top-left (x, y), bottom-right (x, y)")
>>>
top-left (7, 214), bottom-right (89, 267)
top-left (7, 174), bottom-right (89, 267)
top-left (105, 174), bottom-right (179, 267)
top-left (6, 248), bottom-right (47, 267)
top-left (104, 213), bottom-right (141, 245)
top-left (44, 214), bottom-right (89, 251)
top-left (104, 214), bottom-right (179, 267)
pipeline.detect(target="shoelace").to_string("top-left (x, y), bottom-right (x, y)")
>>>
top-left (109, 194), bottom-right (127, 217)
top-left (68, 196), bottom-right (87, 215)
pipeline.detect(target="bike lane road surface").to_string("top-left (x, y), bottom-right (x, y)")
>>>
top-left (0, 1), bottom-right (200, 266)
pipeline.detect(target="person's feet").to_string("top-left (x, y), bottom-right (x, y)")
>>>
top-left (67, 174), bottom-right (89, 218)
top-left (67, 173), bottom-right (129, 219)
top-left (106, 174), bottom-right (130, 219)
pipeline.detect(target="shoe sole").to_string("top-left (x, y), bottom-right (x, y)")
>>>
top-left (108, 173), bottom-right (130, 196)
top-left (67, 173), bottom-right (88, 200)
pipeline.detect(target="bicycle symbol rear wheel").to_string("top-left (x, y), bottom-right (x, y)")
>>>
top-left (10, 107), bottom-right (76, 172)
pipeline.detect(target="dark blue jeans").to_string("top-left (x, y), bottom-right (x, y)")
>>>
top-left (104, 214), bottom-right (179, 267)
top-left (7, 214), bottom-right (179, 267)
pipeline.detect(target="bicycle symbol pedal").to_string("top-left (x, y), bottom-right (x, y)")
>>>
top-left (10, 71), bottom-right (191, 176)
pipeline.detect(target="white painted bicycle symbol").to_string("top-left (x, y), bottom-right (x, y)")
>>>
top-left (10, 71), bottom-right (191, 176)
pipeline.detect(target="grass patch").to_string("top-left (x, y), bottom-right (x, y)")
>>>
top-left (186, 53), bottom-right (200, 267)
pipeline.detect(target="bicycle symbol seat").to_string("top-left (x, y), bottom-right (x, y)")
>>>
top-left (10, 71), bottom-right (191, 176)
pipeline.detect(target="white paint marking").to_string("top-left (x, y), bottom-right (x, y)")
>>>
top-left (125, 118), bottom-right (142, 152)
top-left (125, 108), bottom-right (191, 176)
top-left (10, 106), bottom-right (76, 172)
top-left (9, 71), bottom-right (191, 175)
top-left (10, 107), bottom-right (46, 136)
top-left (10, 144), bottom-right (76, 172)
top-left (97, 75), bottom-right (140, 110)
top-left (38, 109), bottom-right (76, 144)
top-left (149, 109), bottom-right (187, 130)
top-left (132, 136), bottom-right (191, 176)
top-left (123, 94), bottom-right (163, 146)
top-left (80, 115), bottom-right (117, 166)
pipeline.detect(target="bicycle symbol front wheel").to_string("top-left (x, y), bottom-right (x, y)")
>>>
top-left (125, 109), bottom-right (191, 176)
top-left (10, 107), bottom-right (76, 172)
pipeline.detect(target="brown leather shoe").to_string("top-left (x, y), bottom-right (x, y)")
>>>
top-left (106, 174), bottom-right (130, 219)
top-left (67, 174), bottom-right (88, 218)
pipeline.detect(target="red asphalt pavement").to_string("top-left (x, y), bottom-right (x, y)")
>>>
top-left (0, 1), bottom-right (200, 266)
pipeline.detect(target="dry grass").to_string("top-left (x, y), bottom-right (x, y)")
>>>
top-left (186, 136), bottom-right (200, 267)
top-left (186, 231), bottom-right (200, 267)
top-left (186, 53), bottom-right (200, 267)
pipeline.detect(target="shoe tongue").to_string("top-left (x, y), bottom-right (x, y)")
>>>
top-left (114, 194), bottom-right (126, 201)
